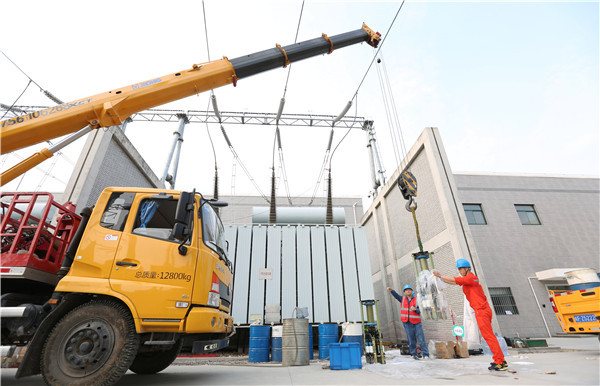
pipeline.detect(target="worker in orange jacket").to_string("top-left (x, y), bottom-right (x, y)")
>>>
top-left (433, 259), bottom-right (507, 371)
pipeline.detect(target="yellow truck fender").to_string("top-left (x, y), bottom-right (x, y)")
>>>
top-left (55, 276), bottom-right (142, 332)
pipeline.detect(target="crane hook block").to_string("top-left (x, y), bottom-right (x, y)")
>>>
top-left (397, 170), bottom-right (417, 200)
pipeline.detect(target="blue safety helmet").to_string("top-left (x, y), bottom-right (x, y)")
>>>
top-left (456, 258), bottom-right (471, 269)
top-left (403, 285), bottom-right (413, 291)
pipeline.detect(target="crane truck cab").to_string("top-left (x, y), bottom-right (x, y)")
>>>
top-left (1, 187), bottom-right (233, 384)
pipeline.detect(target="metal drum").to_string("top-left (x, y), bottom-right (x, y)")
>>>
top-left (271, 325), bottom-right (283, 362)
top-left (282, 318), bottom-right (309, 366)
top-left (342, 323), bottom-right (364, 355)
top-left (318, 323), bottom-right (339, 359)
top-left (249, 325), bottom-right (270, 362)
top-left (308, 324), bottom-right (313, 360)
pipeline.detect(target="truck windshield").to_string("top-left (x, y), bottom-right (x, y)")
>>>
top-left (200, 201), bottom-right (228, 265)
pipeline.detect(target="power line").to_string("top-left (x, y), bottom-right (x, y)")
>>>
top-left (1, 50), bottom-right (63, 105)
top-left (305, 0), bottom-right (407, 204)
top-left (272, 0), bottom-right (306, 205)
top-left (0, 80), bottom-right (32, 121)
top-left (351, 0), bottom-right (406, 101)
top-left (1, 50), bottom-right (44, 90)
top-left (282, 0), bottom-right (305, 99)
top-left (202, 0), bottom-right (212, 62)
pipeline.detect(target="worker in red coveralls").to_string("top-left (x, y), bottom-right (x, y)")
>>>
top-left (433, 259), bottom-right (508, 371)
top-left (387, 284), bottom-right (430, 360)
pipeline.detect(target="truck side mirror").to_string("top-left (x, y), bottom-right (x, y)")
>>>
top-left (175, 191), bottom-right (194, 224)
top-left (173, 191), bottom-right (195, 243)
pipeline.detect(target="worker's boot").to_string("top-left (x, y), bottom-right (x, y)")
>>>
top-left (490, 360), bottom-right (507, 368)
top-left (488, 361), bottom-right (508, 371)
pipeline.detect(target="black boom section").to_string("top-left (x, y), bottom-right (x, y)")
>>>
top-left (230, 28), bottom-right (370, 79)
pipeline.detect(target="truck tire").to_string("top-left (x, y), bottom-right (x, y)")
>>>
top-left (129, 338), bottom-right (183, 374)
top-left (41, 300), bottom-right (139, 386)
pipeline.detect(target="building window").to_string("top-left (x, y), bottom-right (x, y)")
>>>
top-left (463, 204), bottom-right (487, 225)
top-left (515, 204), bottom-right (541, 225)
top-left (488, 287), bottom-right (519, 315)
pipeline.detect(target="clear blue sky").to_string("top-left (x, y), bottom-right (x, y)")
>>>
top-left (1, 1), bottom-right (598, 200)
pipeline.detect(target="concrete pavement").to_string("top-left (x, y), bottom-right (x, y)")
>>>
top-left (2, 336), bottom-right (598, 385)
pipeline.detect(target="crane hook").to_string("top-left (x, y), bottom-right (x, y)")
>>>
top-left (405, 196), bottom-right (417, 212)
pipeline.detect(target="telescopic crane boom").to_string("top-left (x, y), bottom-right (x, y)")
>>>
top-left (0, 24), bottom-right (380, 185)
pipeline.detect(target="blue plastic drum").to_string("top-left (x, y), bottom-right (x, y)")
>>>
top-left (342, 323), bottom-right (364, 355)
top-left (271, 325), bottom-right (283, 362)
top-left (249, 325), bottom-right (270, 362)
top-left (318, 324), bottom-right (338, 359)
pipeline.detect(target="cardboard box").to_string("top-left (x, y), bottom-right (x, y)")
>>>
top-left (455, 341), bottom-right (469, 358)
top-left (446, 341), bottom-right (457, 358)
top-left (434, 341), bottom-right (452, 359)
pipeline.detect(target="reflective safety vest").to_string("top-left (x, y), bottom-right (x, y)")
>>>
top-left (400, 296), bottom-right (421, 324)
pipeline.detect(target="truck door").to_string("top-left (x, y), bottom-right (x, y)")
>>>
top-left (109, 193), bottom-right (198, 321)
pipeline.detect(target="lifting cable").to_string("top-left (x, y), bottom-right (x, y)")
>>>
top-left (375, 50), bottom-right (404, 168)
top-left (350, 0), bottom-right (406, 102)
top-left (307, 1), bottom-right (405, 205)
top-left (380, 50), bottom-right (408, 159)
top-left (383, 52), bottom-right (408, 170)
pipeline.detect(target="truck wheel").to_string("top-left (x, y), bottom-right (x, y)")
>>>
top-left (41, 300), bottom-right (139, 386)
top-left (129, 338), bottom-right (183, 374)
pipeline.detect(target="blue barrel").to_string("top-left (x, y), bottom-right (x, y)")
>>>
top-left (308, 324), bottom-right (313, 360)
top-left (318, 324), bottom-right (338, 359)
top-left (342, 323), bottom-right (364, 355)
top-left (249, 325), bottom-right (270, 362)
top-left (271, 326), bottom-right (282, 362)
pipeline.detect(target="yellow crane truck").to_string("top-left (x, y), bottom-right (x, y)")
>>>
top-left (0, 25), bottom-right (381, 384)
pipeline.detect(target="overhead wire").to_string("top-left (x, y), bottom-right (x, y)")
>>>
top-left (201, 0), bottom-right (220, 198)
top-left (307, 0), bottom-right (407, 203)
top-left (0, 51), bottom-right (74, 189)
top-left (305, 0), bottom-right (407, 205)
top-left (201, 0), bottom-right (269, 202)
top-left (272, 0), bottom-right (305, 206)
top-left (350, 0), bottom-right (406, 102)
top-left (1, 80), bottom-right (32, 121)
top-left (329, 97), bottom-right (359, 166)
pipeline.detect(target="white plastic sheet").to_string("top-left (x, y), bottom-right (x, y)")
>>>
top-left (365, 349), bottom-right (489, 379)
top-left (417, 270), bottom-right (449, 320)
top-left (481, 333), bottom-right (510, 357)
top-left (463, 297), bottom-right (482, 350)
